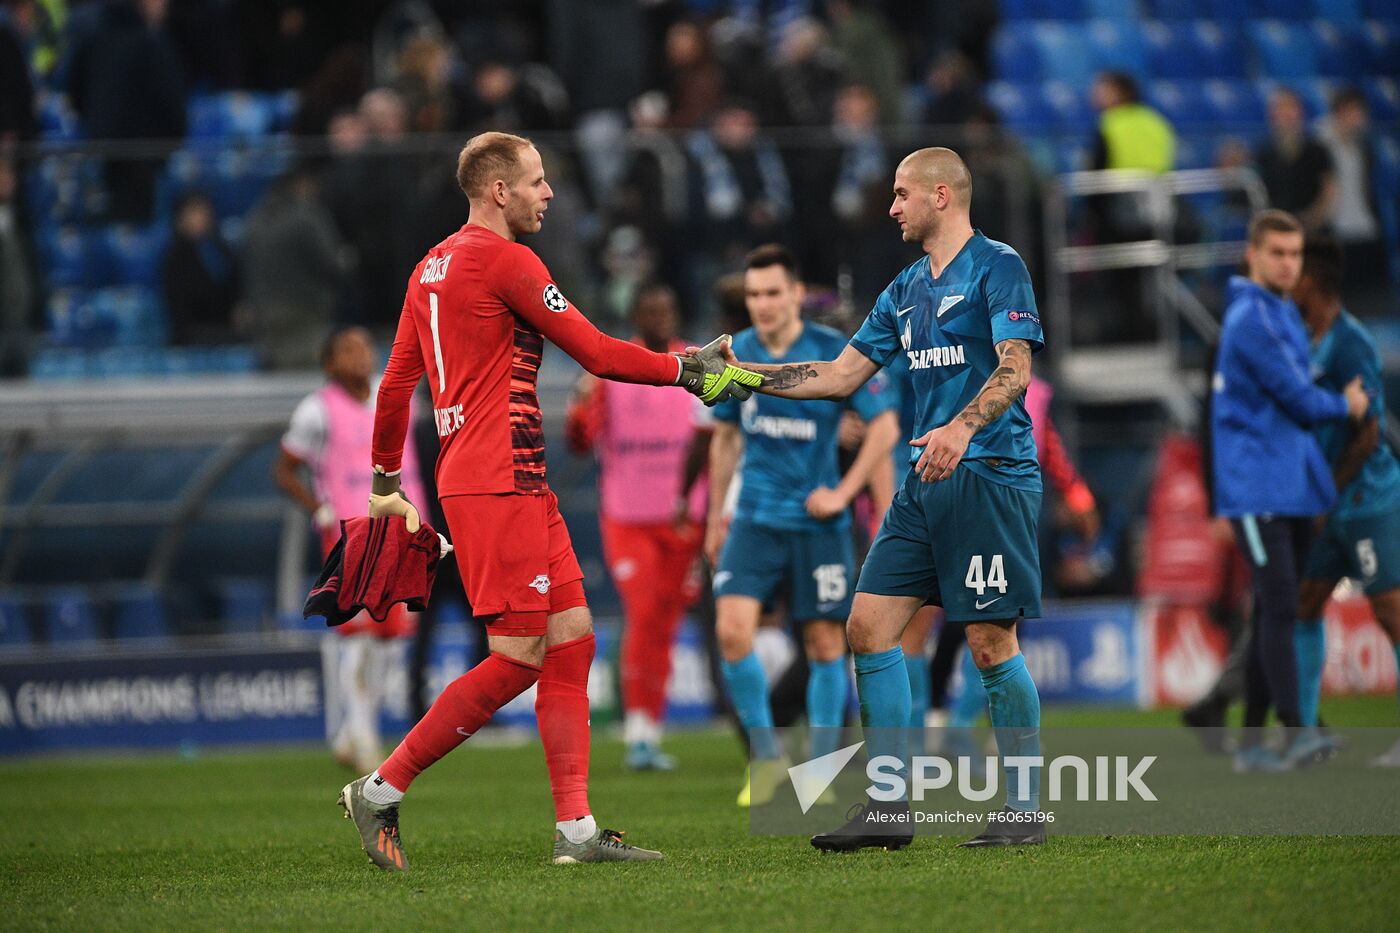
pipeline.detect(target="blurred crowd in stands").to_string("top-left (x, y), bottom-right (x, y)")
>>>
top-left (0, 0), bottom-right (1396, 375)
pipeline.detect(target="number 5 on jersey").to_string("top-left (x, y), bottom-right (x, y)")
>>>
top-left (965, 554), bottom-right (1007, 596)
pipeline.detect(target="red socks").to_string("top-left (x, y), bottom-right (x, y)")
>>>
top-left (377, 652), bottom-right (541, 792)
top-left (536, 633), bottom-right (595, 822)
top-left (620, 595), bottom-right (685, 723)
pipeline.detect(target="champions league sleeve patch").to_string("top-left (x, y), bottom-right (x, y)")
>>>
top-left (543, 283), bottom-right (569, 313)
top-left (1007, 310), bottom-right (1040, 326)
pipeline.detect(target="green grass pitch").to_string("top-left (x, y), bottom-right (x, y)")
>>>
top-left (5, 698), bottom-right (1399, 931)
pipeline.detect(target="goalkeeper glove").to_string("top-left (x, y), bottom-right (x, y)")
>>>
top-left (368, 465), bottom-right (421, 533)
top-left (676, 334), bottom-right (767, 405)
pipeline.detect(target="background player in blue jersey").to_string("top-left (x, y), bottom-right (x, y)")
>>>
top-left (725, 148), bottom-right (1049, 850)
top-left (708, 244), bottom-right (899, 808)
top-left (1292, 235), bottom-right (1400, 767)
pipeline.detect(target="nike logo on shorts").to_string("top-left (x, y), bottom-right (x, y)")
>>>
top-left (975, 596), bottom-right (1003, 610)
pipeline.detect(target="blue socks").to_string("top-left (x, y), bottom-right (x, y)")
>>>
top-left (951, 646), bottom-right (988, 728)
top-left (1394, 645), bottom-right (1400, 716)
top-left (721, 652), bottom-right (779, 760)
top-left (855, 647), bottom-right (910, 796)
top-left (806, 658), bottom-right (848, 760)
top-left (1295, 618), bottom-right (1325, 727)
top-left (905, 650), bottom-right (929, 730)
top-left (979, 653), bottom-right (1042, 812)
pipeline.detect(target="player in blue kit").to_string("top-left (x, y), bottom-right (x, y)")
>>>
top-left (707, 244), bottom-right (900, 808)
top-left (1292, 235), bottom-right (1400, 766)
top-left (725, 148), bottom-right (1048, 849)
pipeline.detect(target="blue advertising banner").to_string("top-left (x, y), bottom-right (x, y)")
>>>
top-left (1016, 601), bottom-right (1142, 705)
top-left (0, 645), bottom-right (325, 754)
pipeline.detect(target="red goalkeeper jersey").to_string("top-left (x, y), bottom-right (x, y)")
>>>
top-left (373, 224), bottom-right (682, 496)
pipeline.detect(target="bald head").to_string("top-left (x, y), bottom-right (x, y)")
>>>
top-left (889, 147), bottom-right (973, 247)
top-left (897, 147), bottom-right (972, 205)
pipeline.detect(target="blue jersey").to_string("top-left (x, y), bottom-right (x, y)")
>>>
top-left (715, 323), bottom-right (896, 531)
top-left (1311, 310), bottom-right (1400, 520)
top-left (850, 231), bottom-right (1045, 492)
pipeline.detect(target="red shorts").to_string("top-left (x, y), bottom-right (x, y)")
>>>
top-left (441, 490), bottom-right (587, 637)
top-left (319, 530), bottom-right (416, 639)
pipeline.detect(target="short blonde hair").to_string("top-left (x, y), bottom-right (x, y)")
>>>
top-left (456, 131), bottom-right (533, 199)
top-left (1247, 208), bottom-right (1302, 246)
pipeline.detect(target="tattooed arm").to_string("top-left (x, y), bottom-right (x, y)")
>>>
top-left (910, 338), bottom-right (1033, 483)
top-left (722, 343), bottom-right (881, 401)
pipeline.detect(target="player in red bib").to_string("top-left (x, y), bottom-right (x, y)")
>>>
top-left (336, 131), bottom-right (762, 869)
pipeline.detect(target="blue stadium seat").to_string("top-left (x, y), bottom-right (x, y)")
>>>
top-left (1083, 0), bottom-right (1137, 18)
top-left (1203, 79), bottom-right (1268, 129)
top-left (1172, 135), bottom-right (1214, 169)
top-left (93, 287), bottom-right (167, 348)
top-left (1143, 22), bottom-right (1196, 79)
top-left (216, 577), bottom-right (270, 635)
top-left (28, 348), bottom-right (89, 379)
top-left (1355, 20), bottom-right (1400, 75)
top-left (44, 589), bottom-right (100, 644)
top-left (1146, 0), bottom-right (1210, 17)
top-left (1298, 78), bottom-right (1338, 118)
top-left (1042, 81), bottom-right (1096, 131)
top-left (187, 92), bottom-right (278, 141)
top-left (38, 226), bottom-right (100, 288)
top-left (1202, 0), bottom-right (1253, 20)
top-left (1030, 21), bottom-right (1095, 84)
top-left (992, 30), bottom-right (1043, 81)
top-left (101, 223), bottom-right (168, 289)
top-left (1311, 21), bottom-right (1360, 78)
top-left (1247, 20), bottom-right (1320, 79)
top-left (1362, 77), bottom-right (1399, 123)
top-left (987, 82), bottom-right (1056, 133)
top-left (1193, 23), bottom-right (1249, 78)
top-left (1253, 0), bottom-right (1312, 17)
top-left (0, 598), bottom-right (31, 647)
top-left (111, 586), bottom-right (171, 641)
top-left (36, 91), bottom-right (80, 141)
top-left (1314, 0), bottom-right (1365, 24)
top-left (1001, 0), bottom-right (1089, 18)
top-left (1147, 80), bottom-right (1213, 130)
top-left (91, 347), bottom-right (166, 378)
top-left (1086, 19), bottom-right (1149, 79)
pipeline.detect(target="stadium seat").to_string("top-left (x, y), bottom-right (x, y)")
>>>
top-left (1202, 0), bottom-right (1253, 20)
top-left (1253, 0), bottom-right (1313, 17)
top-left (1247, 21), bottom-right (1320, 79)
top-left (1147, 80), bottom-right (1213, 130)
top-left (44, 589), bottom-right (101, 644)
top-left (1145, 0), bottom-right (1210, 17)
top-left (1355, 20), bottom-right (1400, 75)
top-left (101, 223), bottom-right (168, 289)
top-left (1030, 21), bottom-right (1096, 84)
top-left (36, 91), bottom-right (80, 141)
top-left (1311, 21), bottom-right (1360, 78)
top-left (1193, 23), bottom-right (1249, 79)
top-left (987, 82), bottom-right (1056, 133)
top-left (111, 586), bottom-right (172, 641)
top-left (0, 598), bottom-right (31, 647)
top-left (1000, 0), bottom-right (1089, 18)
top-left (1203, 79), bottom-right (1268, 129)
top-left (1086, 19), bottom-right (1149, 79)
top-left (187, 92), bottom-right (279, 142)
top-left (991, 30), bottom-right (1043, 81)
top-left (28, 348), bottom-right (89, 380)
top-left (1042, 81), bottom-right (1097, 132)
top-left (1083, 0), bottom-right (1138, 18)
top-left (1362, 77), bottom-right (1399, 123)
top-left (38, 226), bottom-right (100, 288)
top-left (1314, 0), bottom-right (1365, 24)
top-left (217, 577), bottom-right (270, 635)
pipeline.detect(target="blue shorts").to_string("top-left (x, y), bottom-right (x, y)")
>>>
top-left (713, 518), bottom-right (855, 623)
top-left (857, 466), bottom-right (1042, 623)
top-left (1304, 502), bottom-right (1400, 595)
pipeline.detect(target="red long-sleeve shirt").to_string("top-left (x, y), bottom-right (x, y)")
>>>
top-left (373, 224), bottom-right (681, 496)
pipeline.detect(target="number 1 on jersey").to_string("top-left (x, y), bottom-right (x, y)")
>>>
top-left (429, 292), bottom-right (445, 392)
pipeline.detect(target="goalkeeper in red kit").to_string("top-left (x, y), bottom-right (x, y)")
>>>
top-left (337, 131), bottom-right (763, 869)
